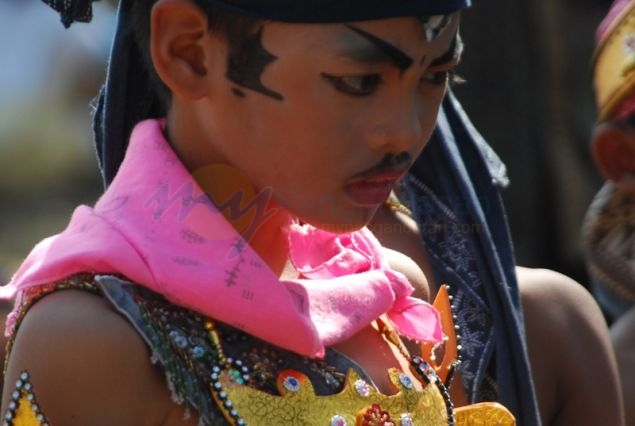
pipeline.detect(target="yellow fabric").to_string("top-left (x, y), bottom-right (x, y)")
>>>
top-left (456, 402), bottom-right (517, 426)
top-left (594, 0), bottom-right (635, 120)
top-left (12, 394), bottom-right (43, 426)
top-left (215, 368), bottom-right (448, 425)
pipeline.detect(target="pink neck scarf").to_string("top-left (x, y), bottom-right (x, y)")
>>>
top-left (3, 119), bottom-right (441, 357)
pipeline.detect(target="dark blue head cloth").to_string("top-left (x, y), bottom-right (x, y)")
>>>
top-left (44, 0), bottom-right (470, 186)
top-left (403, 91), bottom-right (541, 425)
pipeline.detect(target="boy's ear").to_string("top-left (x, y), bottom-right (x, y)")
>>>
top-left (151, 0), bottom-right (218, 100)
top-left (591, 122), bottom-right (635, 192)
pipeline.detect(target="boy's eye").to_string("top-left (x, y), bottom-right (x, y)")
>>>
top-left (321, 73), bottom-right (382, 96)
top-left (421, 70), bottom-right (463, 86)
top-left (422, 70), bottom-right (450, 86)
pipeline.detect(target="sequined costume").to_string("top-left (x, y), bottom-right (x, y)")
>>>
top-left (5, 274), bottom-right (514, 426)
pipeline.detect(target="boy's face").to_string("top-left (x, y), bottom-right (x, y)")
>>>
top-left (188, 14), bottom-right (461, 230)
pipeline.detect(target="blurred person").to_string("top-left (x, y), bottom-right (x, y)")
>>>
top-left (0, 0), bottom-right (523, 425)
top-left (582, 0), bottom-right (635, 423)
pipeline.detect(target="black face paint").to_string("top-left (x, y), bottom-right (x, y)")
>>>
top-left (356, 152), bottom-right (413, 178)
top-left (226, 26), bottom-right (283, 101)
top-left (346, 25), bottom-right (413, 73)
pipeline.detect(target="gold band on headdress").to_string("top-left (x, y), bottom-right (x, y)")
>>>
top-left (594, 1), bottom-right (635, 121)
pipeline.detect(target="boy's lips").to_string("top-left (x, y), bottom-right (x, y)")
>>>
top-left (344, 170), bottom-right (404, 206)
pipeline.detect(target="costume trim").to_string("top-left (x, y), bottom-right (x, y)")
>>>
top-left (3, 371), bottom-right (49, 426)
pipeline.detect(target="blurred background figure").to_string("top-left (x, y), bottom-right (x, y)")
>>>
top-left (0, 0), bottom-right (115, 391)
top-left (581, 0), bottom-right (635, 423)
top-left (583, 0), bottom-right (635, 321)
top-left (0, 0), bottom-right (115, 275)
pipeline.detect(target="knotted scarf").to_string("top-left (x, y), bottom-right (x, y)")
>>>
top-left (3, 119), bottom-right (442, 358)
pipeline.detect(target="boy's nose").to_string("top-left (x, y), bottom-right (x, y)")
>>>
top-left (366, 101), bottom-right (423, 155)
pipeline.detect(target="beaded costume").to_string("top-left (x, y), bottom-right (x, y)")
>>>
top-left (5, 275), bottom-right (514, 425)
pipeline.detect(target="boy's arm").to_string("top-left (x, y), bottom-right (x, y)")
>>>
top-left (519, 267), bottom-right (624, 426)
top-left (1, 289), bottom-right (172, 426)
top-left (610, 306), bottom-right (635, 426)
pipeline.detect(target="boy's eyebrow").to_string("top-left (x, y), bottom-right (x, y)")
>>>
top-left (342, 25), bottom-right (414, 72)
top-left (429, 35), bottom-right (463, 67)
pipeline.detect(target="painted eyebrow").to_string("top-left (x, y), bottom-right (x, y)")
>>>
top-left (344, 25), bottom-right (414, 72)
top-left (429, 35), bottom-right (463, 67)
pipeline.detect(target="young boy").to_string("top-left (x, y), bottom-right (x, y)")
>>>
top-left (1, 0), bottom-right (519, 425)
top-left (583, 0), bottom-right (635, 423)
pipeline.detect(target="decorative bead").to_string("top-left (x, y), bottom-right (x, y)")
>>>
top-left (191, 346), bottom-right (206, 359)
top-left (354, 379), bottom-right (371, 397)
top-left (399, 374), bottom-right (414, 389)
top-left (400, 413), bottom-right (414, 426)
top-left (282, 375), bottom-right (301, 392)
top-left (330, 414), bottom-right (347, 426)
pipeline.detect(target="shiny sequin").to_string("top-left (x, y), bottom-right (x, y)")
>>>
top-left (398, 374), bottom-right (414, 390)
top-left (331, 414), bottom-right (347, 426)
top-left (354, 379), bottom-right (371, 397)
top-left (400, 413), bottom-right (414, 426)
top-left (282, 375), bottom-right (301, 392)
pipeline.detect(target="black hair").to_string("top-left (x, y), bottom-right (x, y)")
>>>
top-left (130, 0), bottom-right (261, 113)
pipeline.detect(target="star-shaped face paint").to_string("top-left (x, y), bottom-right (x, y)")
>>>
top-left (226, 26), bottom-right (284, 101)
top-left (421, 15), bottom-right (451, 41)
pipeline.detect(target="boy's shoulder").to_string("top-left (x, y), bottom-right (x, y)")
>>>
top-left (2, 289), bottom-right (175, 425)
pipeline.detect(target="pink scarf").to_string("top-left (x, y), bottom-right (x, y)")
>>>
top-left (2, 119), bottom-right (442, 358)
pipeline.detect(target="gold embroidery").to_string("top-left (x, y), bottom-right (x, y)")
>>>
top-left (215, 368), bottom-right (447, 425)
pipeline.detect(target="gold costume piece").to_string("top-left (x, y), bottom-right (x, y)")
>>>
top-left (208, 286), bottom-right (516, 425)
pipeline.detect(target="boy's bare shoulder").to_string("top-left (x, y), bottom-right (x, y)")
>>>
top-left (517, 266), bottom-right (624, 426)
top-left (2, 289), bottom-right (172, 425)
